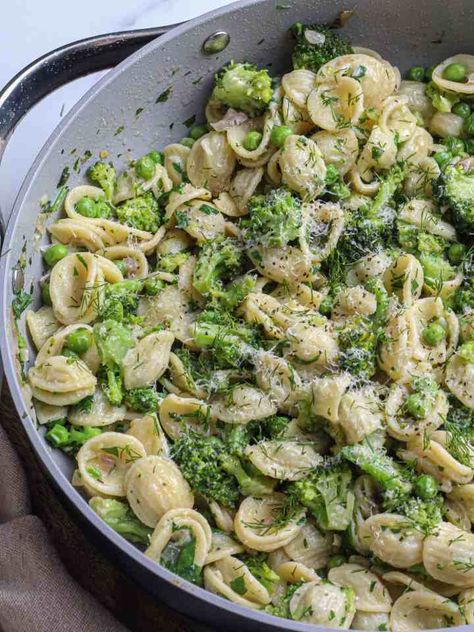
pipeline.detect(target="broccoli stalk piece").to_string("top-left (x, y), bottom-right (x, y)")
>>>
top-left (87, 161), bottom-right (116, 201)
top-left (192, 238), bottom-right (243, 297)
top-left (433, 163), bottom-right (474, 235)
top-left (288, 463), bottom-right (355, 531)
top-left (218, 274), bottom-right (257, 310)
top-left (116, 191), bottom-right (161, 233)
top-left (337, 315), bottom-right (378, 379)
top-left (192, 319), bottom-right (255, 368)
top-left (99, 279), bottom-right (142, 322)
top-left (45, 420), bottom-right (101, 454)
top-left (290, 23), bottom-right (353, 72)
top-left (211, 62), bottom-right (273, 116)
top-left (94, 319), bottom-right (135, 406)
top-left (171, 432), bottom-right (240, 508)
top-left (123, 386), bottom-right (160, 412)
top-left (221, 455), bottom-right (276, 498)
top-left (243, 188), bottom-right (302, 248)
top-left (90, 497), bottom-right (152, 545)
top-left (342, 440), bottom-right (413, 508)
top-left (365, 277), bottom-right (389, 329)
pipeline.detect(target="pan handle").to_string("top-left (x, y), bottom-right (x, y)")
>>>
top-left (0, 26), bottom-right (175, 163)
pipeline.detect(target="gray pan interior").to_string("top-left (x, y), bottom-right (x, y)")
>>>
top-left (1, 0), bottom-right (474, 629)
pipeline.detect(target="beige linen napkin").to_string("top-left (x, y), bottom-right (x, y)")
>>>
top-left (0, 423), bottom-right (127, 632)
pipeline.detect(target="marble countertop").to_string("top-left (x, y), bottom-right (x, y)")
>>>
top-left (0, 0), bottom-right (234, 221)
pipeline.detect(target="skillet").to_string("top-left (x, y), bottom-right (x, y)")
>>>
top-left (0, 0), bottom-right (473, 629)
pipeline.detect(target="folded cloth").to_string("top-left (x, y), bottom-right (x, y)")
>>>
top-left (0, 423), bottom-right (127, 632)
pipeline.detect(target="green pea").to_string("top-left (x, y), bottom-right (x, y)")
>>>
top-left (270, 125), bottom-right (293, 148)
top-left (44, 244), bottom-right (68, 267)
top-left (442, 63), bottom-right (467, 83)
top-left (135, 155), bottom-right (156, 180)
top-left (243, 130), bottom-right (263, 151)
top-left (319, 296), bottom-right (333, 317)
top-left (424, 65), bottom-right (435, 82)
top-left (452, 102), bottom-right (471, 119)
top-left (189, 124), bottom-right (208, 140)
top-left (448, 242), bottom-right (466, 265)
top-left (465, 114), bottom-right (474, 137)
top-left (45, 423), bottom-right (70, 447)
top-left (114, 260), bottom-right (127, 275)
top-left (327, 555), bottom-right (346, 569)
top-left (41, 282), bottom-right (52, 306)
top-left (65, 328), bottom-right (92, 355)
top-left (444, 136), bottom-right (465, 155)
top-left (406, 66), bottom-right (425, 82)
top-left (147, 150), bottom-right (163, 165)
top-left (180, 137), bottom-right (195, 148)
top-left (422, 322), bottom-right (446, 346)
top-left (414, 474), bottom-right (438, 500)
top-left (406, 393), bottom-right (429, 419)
top-left (433, 150), bottom-right (452, 169)
top-left (76, 196), bottom-right (98, 218)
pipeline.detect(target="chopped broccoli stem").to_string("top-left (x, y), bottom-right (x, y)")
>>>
top-left (90, 497), bottom-right (152, 544)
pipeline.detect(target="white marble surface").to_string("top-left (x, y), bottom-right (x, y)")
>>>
top-left (0, 0), bottom-right (234, 220)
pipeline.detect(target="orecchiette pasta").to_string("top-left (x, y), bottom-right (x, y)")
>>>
top-left (289, 580), bottom-right (356, 628)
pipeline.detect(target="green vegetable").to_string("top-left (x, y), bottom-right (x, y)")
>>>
top-left (243, 130), bottom-right (263, 151)
top-left (143, 277), bottom-right (164, 296)
top-left (425, 82), bottom-right (460, 113)
top-left (64, 328), bottom-right (92, 355)
top-left (243, 554), bottom-right (280, 592)
top-left (211, 62), bottom-right (273, 116)
top-left (424, 65), bottom-right (435, 81)
top-left (342, 439), bottom-right (412, 508)
top-left (43, 244), bottom-right (68, 267)
top-left (337, 315), bottom-right (378, 379)
top-left (290, 22), bottom-right (353, 72)
top-left (99, 279), bottom-right (142, 323)
top-left (458, 341), bottom-right (474, 363)
top-left (87, 161), bottom-right (116, 201)
top-left (161, 529), bottom-right (202, 585)
top-left (90, 497), bottom-right (152, 545)
top-left (12, 291), bottom-right (32, 320)
top-left (123, 387), bottom-right (160, 412)
top-left (242, 188), bottom-right (302, 248)
top-left (422, 322), bottom-right (446, 346)
top-left (444, 136), bottom-right (465, 155)
top-left (433, 150), bottom-right (453, 169)
top-left (270, 125), bottom-right (293, 148)
top-left (287, 463), bottom-right (355, 531)
top-left (327, 555), bottom-right (346, 569)
top-left (442, 63), bottom-right (467, 83)
top-left (448, 242), bottom-right (466, 265)
top-left (147, 150), bottom-right (163, 165)
top-left (221, 454), bottom-right (275, 498)
top-left (76, 196), bottom-right (98, 217)
top-left (135, 155), bottom-right (156, 180)
top-left (217, 274), bottom-right (256, 310)
top-left (180, 137), bottom-right (195, 148)
top-left (465, 113), bottom-right (474, 137)
top-left (406, 66), bottom-right (425, 82)
top-left (452, 102), bottom-right (471, 119)
top-left (396, 497), bottom-right (443, 535)
top-left (45, 423), bottom-right (69, 447)
top-left (414, 475), bottom-right (438, 500)
top-left (116, 192), bottom-right (161, 233)
top-left (192, 319), bottom-right (254, 368)
top-left (189, 124), bottom-right (208, 140)
top-left (45, 420), bottom-right (101, 454)
top-left (41, 282), bottom-right (52, 306)
top-left (419, 253), bottom-right (456, 291)
top-left (94, 319), bottom-right (134, 406)
top-left (192, 238), bottom-right (242, 297)
top-left (405, 377), bottom-right (440, 420)
top-left (324, 164), bottom-right (351, 200)
top-left (114, 260), bottom-right (127, 275)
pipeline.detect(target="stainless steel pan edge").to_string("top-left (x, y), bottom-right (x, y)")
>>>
top-left (1, 0), bottom-right (473, 630)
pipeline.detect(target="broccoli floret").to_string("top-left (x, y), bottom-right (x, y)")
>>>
top-left (192, 238), bottom-right (243, 297)
top-left (242, 188), bottom-right (302, 248)
top-left (418, 252), bottom-right (456, 291)
top-left (45, 420), bottom-right (101, 454)
top-left (221, 454), bottom-right (276, 498)
top-left (123, 387), bottom-right (160, 412)
top-left (404, 377), bottom-right (439, 420)
top-left (224, 416), bottom-right (289, 458)
top-left (397, 221), bottom-right (448, 255)
top-left (365, 277), bottom-right (389, 329)
top-left (116, 192), bottom-right (161, 233)
top-left (211, 62), bottom-right (273, 116)
top-left (342, 439), bottom-right (413, 508)
top-left (218, 274), bottom-right (257, 310)
top-left (265, 583), bottom-right (302, 619)
top-left (425, 82), bottom-right (460, 113)
top-left (94, 319), bottom-right (134, 406)
top-left (87, 161), bottom-right (116, 201)
top-left (241, 554), bottom-right (280, 593)
top-left (90, 497), bottom-right (152, 545)
top-left (172, 432), bottom-right (240, 508)
top-left (433, 163), bottom-right (474, 235)
top-left (337, 315), bottom-right (378, 379)
top-left (158, 251), bottom-right (190, 273)
top-left (99, 279), bottom-right (142, 322)
top-left (192, 313), bottom-right (256, 368)
top-left (287, 462), bottom-right (355, 531)
top-left (160, 528), bottom-right (203, 585)
top-left (324, 164), bottom-right (351, 200)
top-left (395, 497), bottom-right (443, 535)
top-left (290, 23), bottom-right (353, 72)
top-left (444, 395), bottom-right (474, 467)
top-left (453, 283), bottom-right (474, 314)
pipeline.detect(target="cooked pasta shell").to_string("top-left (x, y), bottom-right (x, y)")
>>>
top-left (159, 393), bottom-right (211, 439)
top-left (358, 513), bottom-right (424, 568)
top-left (187, 131), bottom-right (236, 195)
top-left (125, 455), bottom-right (193, 527)
top-left (307, 77), bottom-right (364, 132)
top-left (289, 580), bottom-right (356, 628)
top-left (423, 521), bottom-right (474, 587)
top-left (278, 135), bottom-right (326, 199)
top-left (245, 438), bottom-right (322, 481)
top-left (328, 563), bottom-right (392, 612)
top-left (69, 387), bottom-right (126, 427)
top-left (282, 521), bottom-right (333, 570)
top-left (29, 355), bottom-right (97, 406)
top-left (205, 530), bottom-right (245, 565)
top-left (122, 330), bottom-right (174, 390)
top-left (390, 589), bottom-right (465, 631)
top-left (126, 414), bottom-right (168, 456)
top-left (311, 128), bottom-right (358, 176)
top-left (204, 555), bottom-right (271, 608)
top-left (432, 54), bottom-right (474, 95)
top-left (138, 286), bottom-right (196, 346)
top-left (445, 353), bottom-right (474, 410)
top-left (211, 385), bottom-right (277, 424)
top-left (26, 306), bottom-right (60, 351)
